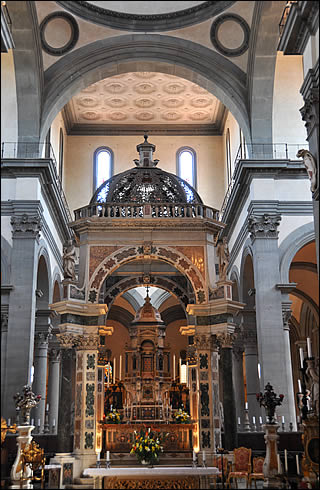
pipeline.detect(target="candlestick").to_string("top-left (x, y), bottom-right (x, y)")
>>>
top-left (97, 452), bottom-right (100, 461)
top-left (37, 419), bottom-right (41, 426)
top-left (257, 363), bottom-right (261, 379)
top-left (284, 449), bottom-right (288, 473)
top-left (259, 416), bottom-right (263, 425)
top-left (52, 418), bottom-right (56, 427)
top-left (282, 416), bottom-right (285, 423)
top-left (173, 354), bottom-right (176, 380)
top-left (306, 338), bottom-right (312, 358)
top-left (119, 355), bottom-right (122, 381)
top-left (299, 348), bottom-right (304, 368)
top-left (296, 454), bottom-right (300, 475)
top-left (253, 416), bottom-right (256, 424)
top-left (298, 379), bottom-right (302, 392)
top-left (193, 450), bottom-right (197, 461)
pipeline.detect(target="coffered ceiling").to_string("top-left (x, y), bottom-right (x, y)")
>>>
top-left (63, 72), bottom-right (227, 135)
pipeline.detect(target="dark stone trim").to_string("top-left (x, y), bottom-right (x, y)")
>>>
top-left (196, 313), bottom-right (231, 325)
top-left (65, 123), bottom-right (222, 137)
top-left (290, 261), bottom-right (318, 274)
top-left (57, 1), bottom-right (235, 32)
top-left (210, 13), bottom-right (250, 57)
top-left (60, 313), bottom-right (100, 326)
top-left (40, 11), bottom-right (79, 56)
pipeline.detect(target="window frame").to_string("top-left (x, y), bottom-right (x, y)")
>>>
top-left (93, 146), bottom-right (114, 193)
top-left (176, 146), bottom-right (197, 189)
top-left (58, 128), bottom-right (64, 179)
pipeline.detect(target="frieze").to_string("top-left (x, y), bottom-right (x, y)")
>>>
top-left (85, 383), bottom-right (95, 417)
top-left (87, 354), bottom-right (95, 370)
top-left (11, 214), bottom-right (42, 239)
top-left (248, 214), bottom-right (281, 239)
top-left (114, 248), bottom-right (137, 262)
top-left (84, 431), bottom-right (94, 449)
top-left (200, 383), bottom-right (210, 417)
top-left (137, 243), bottom-right (157, 256)
top-left (196, 314), bottom-right (230, 326)
top-left (202, 430), bottom-right (211, 448)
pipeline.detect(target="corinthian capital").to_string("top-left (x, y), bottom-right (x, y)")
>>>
top-left (57, 333), bottom-right (77, 349)
top-left (215, 332), bottom-right (236, 348)
top-left (248, 214), bottom-right (281, 240)
top-left (73, 334), bottom-right (100, 350)
top-left (11, 214), bottom-right (42, 239)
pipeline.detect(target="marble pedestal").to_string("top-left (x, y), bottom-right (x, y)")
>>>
top-left (10, 425), bottom-right (34, 489)
top-left (263, 423), bottom-right (283, 488)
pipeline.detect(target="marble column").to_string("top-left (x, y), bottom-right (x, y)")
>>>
top-left (56, 334), bottom-right (76, 454)
top-left (232, 343), bottom-right (245, 424)
top-left (218, 333), bottom-right (237, 450)
top-left (243, 327), bottom-right (261, 423)
top-left (282, 307), bottom-right (297, 431)
top-left (47, 347), bottom-right (61, 434)
top-left (4, 211), bottom-right (42, 418)
top-left (195, 331), bottom-right (221, 457)
top-left (248, 213), bottom-right (293, 422)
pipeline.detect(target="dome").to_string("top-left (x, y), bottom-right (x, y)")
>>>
top-left (132, 294), bottom-right (163, 325)
top-left (90, 135), bottom-right (203, 205)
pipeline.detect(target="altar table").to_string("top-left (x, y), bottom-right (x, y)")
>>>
top-left (83, 466), bottom-right (219, 489)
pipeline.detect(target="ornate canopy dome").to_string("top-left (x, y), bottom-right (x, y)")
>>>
top-left (90, 135), bottom-right (203, 205)
top-left (132, 293), bottom-right (163, 325)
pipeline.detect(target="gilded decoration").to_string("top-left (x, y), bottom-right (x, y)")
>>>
top-left (104, 476), bottom-right (200, 489)
top-left (74, 335), bottom-right (99, 350)
top-left (176, 246), bottom-right (205, 277)
top-left (89, 246), bottom-right (119, 278)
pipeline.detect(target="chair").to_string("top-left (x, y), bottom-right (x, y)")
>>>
top-left (227, 446), bottom-right (252, 489)
top-left (248, 457), bottom-right (264, 488)
top-left (212, 454), bottom-right (230, 488)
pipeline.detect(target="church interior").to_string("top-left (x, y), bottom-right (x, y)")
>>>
top-left (1, 1), bottom-right (319, 489)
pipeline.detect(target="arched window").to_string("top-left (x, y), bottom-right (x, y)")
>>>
top-left (226, 128), bottom-right (232, 185)
top-left (176, 147), bottom-right (197, 188)
top-left (93, 147), bottom-right (114, 192)
top-left (59, 128), bottom-right (64, 178)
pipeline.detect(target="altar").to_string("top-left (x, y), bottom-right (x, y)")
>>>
top-left (83, 466), bottom-right (219, 489)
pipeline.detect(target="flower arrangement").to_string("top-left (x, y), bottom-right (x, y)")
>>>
top-left (104, 408), bottom-right (122, 424)
top-left (172, 408), bottom-right (191, 424)
top-left (130, 428), bottom-right (163, 465)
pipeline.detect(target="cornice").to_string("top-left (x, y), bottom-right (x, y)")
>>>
top-left (66, 123), bottom-right (222, 137)
top-left (1, 158), bottom-right (72, 243)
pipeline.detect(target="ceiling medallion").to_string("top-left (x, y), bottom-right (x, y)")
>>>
top-left (134, 98), bottom-right (155, 109)
top-left (210, 13), bottom-right (250, 57)
top-left (163, 98), bottom-right (184, 108)
top-left (163, 83), bottom-right (185, 95)
top-left (162, 112), bottom-right (182, 121)
top-left (191, 97), bottom-right (212, 108)
top-left (134, 83), bottom-right (156, 94)
top-left (104, 82), bottom-right (126, 94)
top-left (56, 1), bottom-right (236, 32)
top-left (135, 112), bottom-right (154, 121)
top-left (82, 85), bottom-right (97, 94)
top-left (110, 111), bottom-right (127, 121)
top-left (189, 111), bottom-right (209, 121)
top-left (81, 111), bottom-right (100, 120)
top-left (78, 97), bottom-right (98, 108)
top-left (105, 98), bottom-right (126, 108)
top-left (40, 11), bottom-right (79, 56)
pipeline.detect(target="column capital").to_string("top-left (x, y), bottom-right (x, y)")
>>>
top-left (194, 333), bottom-right (212, 350)
top-left (74, 334), bottom-right (100, 350)
top-left (214, 331), bottom-right (236, 348)
top-left (282, 306), bottom-right (292, 331)
top-left (35, 326), bottom-right (53, 346)
top-left (10, 214), bottom-right (42, 240)
top-left (57, 333), bottom-right (77, 349)
top-left (49, 348), bottom-right (61, 362)
top-left (248, 213), bottom-right (281, 240)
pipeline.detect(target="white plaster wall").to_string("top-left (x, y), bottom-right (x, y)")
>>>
top-left (64, 135), bottom-right (225, 212)
top-left (272, 52), bottom-right (307, 144)
top-left (50, 111), bottom-right (68, 185)
top-left (1, 217), bottom-right (13, 248)
top-left (278, 215), bottom-right (314, 247)
top-left (1, 178), bottom-right (41, 201)
top-left (1, 51), bottom-right (18, 144)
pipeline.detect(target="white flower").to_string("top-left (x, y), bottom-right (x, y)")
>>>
top-left (145, 447), bottom-right (150, 451)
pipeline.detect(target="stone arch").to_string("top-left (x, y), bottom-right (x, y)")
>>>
top-left (37, 246), bottom-right (52, 308)
top-left (88, 245), bottom-right (206, 305)
top-left (279, 222), bottom-right (315, 284)
top-left (52, 268), bottom-right (63, 303)
top-left (41, 34), bottom-right (250, 143)
top-left (239, 241), bottom-right (254, 304)
top-left (229, 265), bottom-right (240, 302)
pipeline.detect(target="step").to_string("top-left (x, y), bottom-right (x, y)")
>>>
top-left (65, 486), bottom-right (93, 490)
top-left (74, 477), bottom-right (94, 484)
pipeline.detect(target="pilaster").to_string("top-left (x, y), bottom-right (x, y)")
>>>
top-left (47, 347), bottom-right (61, 434)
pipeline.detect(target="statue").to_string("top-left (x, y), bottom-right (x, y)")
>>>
top-left (63, 239), bottom-right (76, 281)
top-left (216, 237), bottom-right (229, 281)
top-left (306, 357), bottom-right (319, 417)
top-left (296, 149), bottom-right (318, 192)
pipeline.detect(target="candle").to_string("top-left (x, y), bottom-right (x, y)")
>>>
top-left (297, 416), bottom-right (300, 424)
top-left (253, 416), bottom-right (256, 424)
top-left (259, 416), bottom-right (263, 425)
top-left (107, 362), bottom-right (110, 387)
top-left (307, 399), bottom-right (310, 410)
top-left (7, 418), bottom-right (11, 426)
top-left (46, 404), bottom-right (49, 412)
top-left (119, 355), bottom-right (122, 381)
top-left (245, 402), bottom-right (248, 410)
top-left (113, 358), bottom-right (116, 384)
top-left (298, 379), bottom-right (302, 392)
top-left (31, 418), bottom-right (34, 426)
top-left (110, 404), bottom-right (113, 411)
top-left (193, 450), bottom-right (197, 461)
top-left (97, 452), bottom-right (100, 461)
top-left (148, 428), bottom-right (151, 433)
top-left (238, 417), bottom-right (241, 425)
top-left (203, 450), bottom-right (206, 462)
top-left (307, 338), bottom-right (312, 358)
top-left (173, 354), bottom-right (176, 380)
top-left (282, 416), bottom-right (285, 424)
top-left (299, 348), bottom-right (304, 368)
top-left (284, 449), bottom-right (288, 472)
top-left (37, 419), bottom-right (41, 426)
top-left (52, 419), bottom-right (56, 427)
top-left (296, 454), bottom-right (300, 474)
top-left (277, 454), bottom-right (281, 474)
top-left (107, 451), bottom-right (110, 462)
top-left (257, 363), bottom-right (261, 379)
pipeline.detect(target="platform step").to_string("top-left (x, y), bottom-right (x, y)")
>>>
top-left (65, 486), bottom-right (93, 490)
top-left (94, 452), bottom-right (193, 467)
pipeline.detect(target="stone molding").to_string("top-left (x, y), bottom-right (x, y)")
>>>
top-left (49, 348), bottom-right (61, 362)
top-left (40, 11), bottom-right (79, 56)
top-left (248, 213), bottom-right (281, 240)
top-left (278, 1), bottom-right (319, 54)
top-left (300, 59), bottom-right (319, 135)
top-left (210, 13), bottom-right (250, 57)
top-left (1, 310), bottom-right (9, 332)
top-left (10, 214), bottom-right (42, 239)
top-left (56, 1), bottom-right (235, 32)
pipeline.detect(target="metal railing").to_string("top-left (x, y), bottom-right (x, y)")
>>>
top-left (279, 1), bottom-right (298, 37)
top-left (220, 142), bottom-right (308, 219)
top-left (1, 2), bottom-right (13, 33)
top-left (1, 142), bottom-right (72, 223)
top-left (74, 201), bottom-right (220, 222)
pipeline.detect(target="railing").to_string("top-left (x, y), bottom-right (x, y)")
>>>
top-left (279, 1), bottom-right (298, 37)
top-left (74, 201), bottom-right (220, 222)
top-left (1, 2), bottom-right (13, 33)
top-left (1, 142), bottom-right (73, 223)
top-left (220, 142), bottom-right (307, 219)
